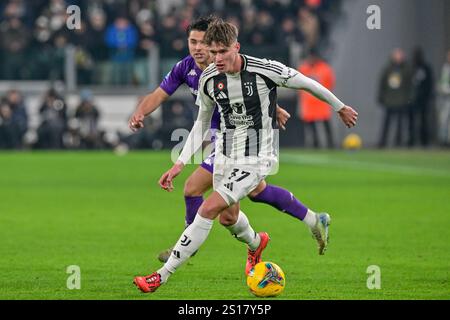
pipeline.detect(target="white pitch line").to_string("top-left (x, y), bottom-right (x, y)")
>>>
top-left (280, 153), bottom-right (450, 178)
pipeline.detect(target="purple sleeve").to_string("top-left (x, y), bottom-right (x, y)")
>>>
top-left (159, 60), bottom-right (186, 96)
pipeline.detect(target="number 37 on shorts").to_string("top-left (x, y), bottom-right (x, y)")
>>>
top-left (214, 165), bottom-right (265, 205)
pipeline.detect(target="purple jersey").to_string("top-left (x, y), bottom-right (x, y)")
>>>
top-left (159, 55), bottom-right (220, 129)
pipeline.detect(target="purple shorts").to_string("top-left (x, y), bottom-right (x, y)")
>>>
top-left (200, 150), bottom-right (215, 174)
top-left (200, 132), bottom-right (217, 174)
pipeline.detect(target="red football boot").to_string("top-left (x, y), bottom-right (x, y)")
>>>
top-left (133, 272), bottom-right (161, 293)
top-left (245, 232), bottom-right (270, 275)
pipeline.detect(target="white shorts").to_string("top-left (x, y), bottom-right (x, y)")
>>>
top-left (212, 154), bottom-right (276, 205)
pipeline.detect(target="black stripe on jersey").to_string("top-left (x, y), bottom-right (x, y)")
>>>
top-left (203, 78), bottom-right (214, 101)
top-left (213, 73), bottom-right (234, 157)
top-left (245, 129), bottom-right (260, 157)
top-left (202, 66), bottom-right (217, 79)
top-left (240, 71), bottom-right (262, 130)
top-left (246, 62), bottom-right (283, 76)
top-left (241, 71), bottom-right (262, 156)
top-left (258, 73), bottom-right (278, 129)
top-left (241, 55), bottom-right (248, 70)
top-left (246, 57), bottom-right (284, 74)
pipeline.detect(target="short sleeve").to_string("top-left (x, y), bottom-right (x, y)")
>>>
top-left (196, 76), bottom-right (215, 110)
top-left (159, 60), bottom-right (185, 96)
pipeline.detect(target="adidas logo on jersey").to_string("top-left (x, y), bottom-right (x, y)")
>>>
top-left (216, 91), bottom-right (228, 99)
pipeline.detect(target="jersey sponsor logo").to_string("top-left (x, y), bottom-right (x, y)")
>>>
top-left (217, 82), bottom-right (225, 90)
top-left (188, 69), bottom-right (197, 77)
top-left (244, 82), bottom-right (254, 96)
top-left (229, 102), bottom-right (254, 126)
top-left (231, 102), bottom-right (246, 115)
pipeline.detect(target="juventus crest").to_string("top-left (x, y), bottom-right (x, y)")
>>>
top-left (244, 82), bottom-right (254, 96)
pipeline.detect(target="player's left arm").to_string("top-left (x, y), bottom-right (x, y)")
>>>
top-left (268, 61), bottom-right (358, 128)
top-left (286, 70), bottom-right (358, 128)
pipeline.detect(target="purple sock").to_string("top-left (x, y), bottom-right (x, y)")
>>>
top-left (184, 196), bottom-right (204, 226)
top-left (249, 185), bottom-right (308, 221)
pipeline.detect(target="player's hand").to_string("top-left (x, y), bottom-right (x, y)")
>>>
top-left (158, 161), bottom-right (185, 192)
top-left (276, 105), bottom-right (291, 130)
top-left (129, 113), bottom-right (145, 132)
top-left (338, 106), bottom-right (358, 128)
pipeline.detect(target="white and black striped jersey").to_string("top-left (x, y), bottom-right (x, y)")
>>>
top-left (178, 54), bottom-right (345, 165)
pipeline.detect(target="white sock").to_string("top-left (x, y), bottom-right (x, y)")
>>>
top-left (161, 214), bottom-right (213, 282)
top-left (226, 210), bottom-right (261, 251)
top-left (303, 209), bottom-right (318, 228)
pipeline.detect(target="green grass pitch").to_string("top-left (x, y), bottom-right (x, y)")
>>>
top-left (0, 150), bottom-right (449, 300)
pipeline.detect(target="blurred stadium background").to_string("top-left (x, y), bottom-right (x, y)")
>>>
top-left (0, 0), bottom-right (449, 150)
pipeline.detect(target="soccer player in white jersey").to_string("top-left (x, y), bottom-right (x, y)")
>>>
top-left (133, 19), bottom-right (358, 293)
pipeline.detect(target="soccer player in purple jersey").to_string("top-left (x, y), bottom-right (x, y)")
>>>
top-left (130, 18), bottom-right (328, 269)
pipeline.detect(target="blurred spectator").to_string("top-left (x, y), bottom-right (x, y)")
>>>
top-left (74, 90), bottom-right (101, 149)
top-left (408, 47), bottom-right (433, 147)
top-left (49, 32), bottom-right (68, 80)
top-left (105, 15), bottom-right (139, 85)
top-left (240, 7), bottom-right (257, 45)
top-left (70, 21), bottom-right (95, 84)
top-left (159, 14), bottom-right (186, 59)
top-left (87, 9), bottom-right (108, 62)
top-left (36, 88), bottom-right (67, 149)
top-left (0, 100), bottom-right (15, 148)
top-left (0, 17), bottom-right (30, 79)
top-left (0, 90), bottom-right (28, 149)
top-left (276, 15), bottom-right (304, 47)
top-left (251, 10), bottom-right (275, 46)
top-left (5, 89), bottom-right (28, 146)
top-left (377, 48), bottom-right (412, 148)
top-left (298, 7), bottom-right (320, 52)
top-left (297, 49), bottom-right (335, 148)
top-left (437, 49), bottom-right (450, 145)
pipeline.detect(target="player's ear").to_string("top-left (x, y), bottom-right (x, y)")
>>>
top-left (235, 42), bottom-right (240, 53)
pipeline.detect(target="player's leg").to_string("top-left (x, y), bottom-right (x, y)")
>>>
top-left (214, 164), bottom-right (271, 274)
top-left (157, 165), bottom-right (213, 263)
top-left (220, 207), bottom-right (270, 275)
top-left (134, 191), bottom-right (228, 293)
top-left (184, 164), bottom-right (213, 225)
top-left (248, 180), bottom-right (330, 255)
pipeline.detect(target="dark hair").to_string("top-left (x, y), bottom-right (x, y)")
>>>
top-left (204, 18), bottom-right (238, 47)
top-left (186, 16), bottom-right (216, 37)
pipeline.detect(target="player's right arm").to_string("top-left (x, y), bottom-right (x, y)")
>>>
top-left (129, 59), bottom-right (187, 131)
top-left (128, 87), bottom-right (169, 131)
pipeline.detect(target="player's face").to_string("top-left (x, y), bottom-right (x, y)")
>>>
top-left (209, 41), bottom-right (240, 73)
top-left (188, 30), bottom-right (209, 65)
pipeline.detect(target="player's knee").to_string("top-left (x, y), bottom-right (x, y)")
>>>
top-left (248, 189), bottom-right (260, 200)
top-left (248, 181), bottom-right (266, 200)
top-left (219, 213), bottom-right (237, 227)
top-left (198, 202), bottom-right (219, 220)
